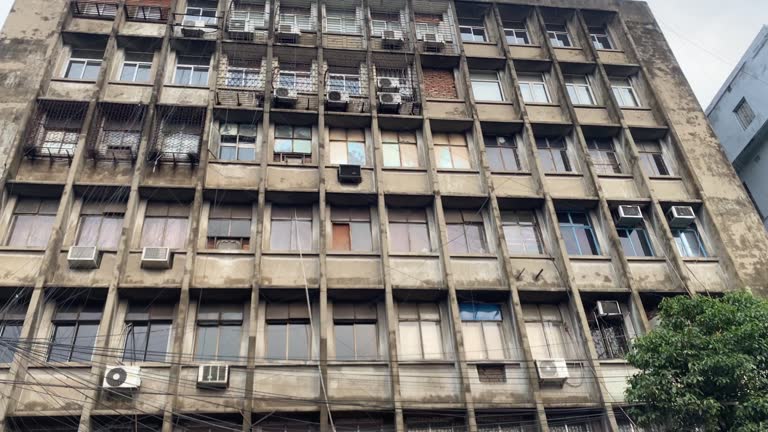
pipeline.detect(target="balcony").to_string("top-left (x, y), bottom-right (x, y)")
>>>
top-left (216, 45), bottom-right (267, 108)
top-left (225, 0), bottom-right (269, 42)
top-left (125, 0), bottom-right (171, 22)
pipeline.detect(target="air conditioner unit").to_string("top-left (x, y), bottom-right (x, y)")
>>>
top-left (535, 359), bottom-right (569, 385)
top-left (103, 365), bottom-right (141, 390)
top-left (377, 77), bottom-right (400, 93)
top-left (326, 90), bottom-right (350, 110)
top-left (215, 239), bottom-right (243, 250)
top-left (277, 23), bottom-right (300, 42)
top-left (273, 86), bottom-right (298, 106)
top-left (228, 18), bottom-right (247, 32)
top-left (378, 92), bottom-right (402, 111)
top-left (67, 246), bottom-right (99, 269)
top-left (666, 205), bottom-right (696, 228)
top-left (616, 205), bottom-right (643, 227)
top-left (140, 247), bottom-right (172, 269)
top-left (382, 29), bottom-right (404, 48)
top-left (338, 164), bottom-right (362, 184)
top-left (197, 364), bottom-right (230, 388)
top-left (596, 300), bottom-right (622, 318)
top-left (421, 32), bottom-right (445, 49)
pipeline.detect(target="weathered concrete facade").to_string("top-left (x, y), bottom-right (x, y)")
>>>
top-left (0, 0), bottom-right (765, 431)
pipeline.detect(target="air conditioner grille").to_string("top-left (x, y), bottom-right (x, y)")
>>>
top-left (381, 93), bottom-right (395, 103)
top-left (143, 247), bottom-right (169, 260)
top-left (674, 206), bottom-right (695, 217)
top-left (70, 246), bottom-right (97, 259)
top-left (620, 205), bottom-right (642, 217)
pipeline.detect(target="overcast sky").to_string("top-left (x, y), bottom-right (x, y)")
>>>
top-left (0, 0), bottom-right (765, 107)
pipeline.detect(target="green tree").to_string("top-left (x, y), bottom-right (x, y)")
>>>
top-left (625, 292), bottom-right (768, 431)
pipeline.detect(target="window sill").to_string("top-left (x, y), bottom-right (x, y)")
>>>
top-left (619, 106), bottom-right (651, 112)
top-left (523, 102), bottom-right (559, 108)
top-left (0, 246), bottom-right (46, 252)
top-left (436, 168), bottom-right (480, 174)
top-left (544, 171), bottom-right (581, 177)
top-left (508, 43), bottom-right (541, 48)
top-left (164, 83), bottom-right (210, 89)
top-left (327, 360), bottom-right (388, 366)
top-left (449, 253), bottom-right (496, 259)
top-left (131, 248), bottom-right (186, 253)
top-left (489, 170), bottom-right (532, 175)
top-left (572, 104), bottom-right (607, 109)
top-left (552, 46), bottom-right (582, 51)
top-left (681, 257), bottom-right (719, 263)
top-left (51, 77), bottom-right (97, 84)
top-left (267, 162), bottom-right (318, 168)
top-left (597, 358), bottom-right (629, 365)
top-left (63, 247), bottom-right (118, 253)
top-left (462, 41), bottom-right (496, 46)
top-left (426, 97), bottom-right (465, 103)
top-left (647, 175), bottom-right (682, 181)
top-left (474, 100), bottom-right (513, 106)
top-left (326, 163), bottom-right (374, 170)
top-left (596, 48), bottom-right (625, 54)
top-left (568, 255), bottom-right (611, 261)
top-left (466, 360), bottom-right (522, 366)
top-left (253, 359), bottom-right (319, 366)
top-left (209, 159), bottom-right (261, 165)
top-left (388, 252), bottom-right (440, 258)
top-left (625, 256), bottom-right (666, 263)
top-left (108, 80), bottom-right (153, 87)
top-left (198, 249), bottom-right (253, 255)
top-left (30, 362), bottom-right (93, 369)
top-left (327, 250), bottom-right (380, 257)
top-left (382, 166), bottom-right (428, 173)
top-left (507, 253), bottom-right (552, 260)
top-left (262, 250), bottom-right (320, 257)
top-left (397, 359), bottom-right (454, 365)
top-left (596, 172), bottom-right (633, 179)
top-left (323, 32), bottom-right (362, 37)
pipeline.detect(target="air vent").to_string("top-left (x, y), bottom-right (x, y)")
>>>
top-left (67, 246), bottom-right (99, 269)
top-left (596, 300), bottom-right (622, 318)
top-left (535, 359), bottom-right (569, 386)
top-left (616, 205), bottom-right (643, 226)
top-left (140, 247), bottom-right (172, 269)
top-left (103, 366), bottom-right (141, 390)
top-left (197, 364), bottom-right (230, 388)
top-left (667, 206), bottom-right (696, 228)
top-left (338, 164), bottom-right (362, 184)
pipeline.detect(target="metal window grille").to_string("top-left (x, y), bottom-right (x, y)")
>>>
top-left (126, 4), bottom-right (169, 22)
top-left (375, 66), bottom-right (418, 102)
top-left (70, 1), bottom-right (118, 18)
top-left (87, 103), bottom-right (146, 161)
top-left (275, 62), bottom-right (316, 93)
top-left (23, 100), bottom-right (88, 161)
top-left (148, 106), bottom-right (205, 165)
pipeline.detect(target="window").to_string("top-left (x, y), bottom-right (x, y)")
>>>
top-left (415, 21), bottom-right (440, 40)
top-left (279, 7), bottom-right (314, 31)
top-left (558, 211), bottom-right (601, 256)
top-left (225, 67), bottom-right (260, 88)
top-left (195, 303), bottom-right (243, 362)
top-left (277, 67), bottom-right (312, 91)
top-left (470, 70), bottom-right (504, 102)
top-left (589, 25), bottom-right (613, 50)
top-left (445, 209), bottom-right (488, 254)
top-left (7, 198), bottom-right (58, 248)
top-left (65, 49), bottom-right (103, 80)
top-left (460, 303), bottom-right (505, 360)
top-left (503, 21), bottom-right (530, 45)
top-left (123, 303), bottom-right (172, 362)
top-left (270, 205), bottom-right (313, 251)
top-left (97, 107), bottom-right (143, 157)
top-left (398, 303), bottom-right (442, 360)
top-left (333, 303), bottom-right (378, 360)
top-left (119, 52), bottom-right (153, 83)
top-left (518, 73), bottom-right (550, 104)
top-left (434, 132), bottom-right (471, 169)
top-left (617, 223), bottom-right (654, 257)
top-left (331, 207), bottom-right (372, 252)
top-left (328, 73), bottom-right (361, 95)
top-left (536, 136), bottom-right (572, 173)
top-left (636, 140), bottom-right (671, 176)
top-left (154, 106), bottom-right (205, 158)
top-left (485, 135), bottom-right (521, 172)
top-left (565, 75), bottom-right (596, 105)
top-left (274, 124), bottom-right (312, 164)
top-left (184, 0), bottom-right (217, 26)
top-left (140, 202), bottom-right (189, 249)
top-left (218, 123), bottom-right (257, 161)
top-left (174, 55), bottom-right (209, 86)
top-left (546, 23), bottom-right (572, 47)
top-left (370, 13), bottom-right (402, 37)
top-left (230, 4), bottom-right (266, 30)
top-left (388, 208), bottom-right (431, 253)
top-left (523, 303), bottom-right (577, 359)
top-left (549, 422), bottom-right (593, 432)
top-left (587, 303), bottom-right (630, 359)
top-left (266, 303), bottom-right (312, 360)
top-left (0, 306), bottom-right (24, 363)
top-left (585, 137), bottom-right (621, 174)
top-left (672, 225), bottom-right (707, 258)
top-left (501, 210), bottom-right (544, 254)
top-left (734, 98), bottom-right (756, 129)
top-left (610, 77), bottom-right (640, 108)
top-left (76, 203), bottom-right (124, 249)
top-left (329, 128), bottom-right (366, 165)
top-left (326, 9), bottom-right (359, 34)
top-left (48, 302), bottom-right (102, 363)
top-left (459, 17), bottom-right (487, 42)
top-left (207, 204), bottom-right (252, 250)
top-left (72, 1), bottom-right (118, 18)
top-left (382, 130), bottom-right (419, 168)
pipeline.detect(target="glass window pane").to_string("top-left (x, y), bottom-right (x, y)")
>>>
top-left (350, 222), bottom-right (372, 251)
top-left (266, 324), bottom-right (287, 360)
top-left (165, 218), bottom-right (189, 249)
top-left (575, 227), bottom-right (599, 255)
top-left (421, 321), bottom-right (443, 360)
top-left (0, 324), bottom-right (21, 363)
top-left (26, 215), bottom-right (55, 248)
top-left (174, 66), bottom-right (191, 85)
top-left (295, 220), bottom-right (312, 251)
top-left (436, 146), bottom-right (453, 168)
top-left (462, 322), bottom-right (485, 360)
top-left (140, 218), bottom-right (165, 247)
top-left (288, 323), bottom-right (311, 360)
top-left (409, 223), bottom-right (430, 253)
top-left (217, 325), bottom-right (241, 361)
top-left (451, 147), bottom-right (471, 169)
top-left (66, 61), bottom-right (85, 79)
top-left (347, 142), bottom-right (366, 165)
top-left (135, 64), bottom-right (151, 82)
top-left (398, 321), bottom-right (421, 360)
top-left (71, 323), bottom-right (98, 362)
top-left (355, 323), bottom-right (377, 360)
top-left (82, 62), bottom-right (101, 80)
top-left (400, 144), bottom-right (419, 167)
top-left (238, 147), bottom-right (256, 161)
top-left (471, 81), bottom-right (503, 101)
top-left (8, 215), bottom-right (34, 247)
top-left (120, 64), bottom-right (137, 81)
top-left (389, 223), bottom-right (409, 252)
top-left (76, 216), bottom-right (101, 247)
top-left (294, 139), bottom-right (312, 154)
top-left (195, 325), bottom-right (217, 361)
top-left (335, 324), bottom-right (355, 360)
top-left (270, 220), bottom-right (292, 250)
top-left (49, 324), bottom-right (76, 362)
top-left (447, 224), bottom-right (468, 254)
top-left (99, 216), bottom-right (123, 249)
top-left (465, 224), bottom-right (486, 253)
top-left (483, 322), bottom-right (504, 359)
top-left (525, 322), bottom-right (548, 360)
top-left (144, 322), bottom-right (170, 362)
top-left (124, 323), bottom-right (149, 361)
top-left (383, 144), bottom-right (401, 167)
top-left (332, 223), bottom-right (351, 251)
top-left (330, 141), bottom-right (347, 164)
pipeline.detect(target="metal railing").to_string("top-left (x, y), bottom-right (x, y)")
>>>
top-left (70, 1), bottom-right (118, 19)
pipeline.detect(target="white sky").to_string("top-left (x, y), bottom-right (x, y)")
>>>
top-left (0, 0), bottom-right (765, 107)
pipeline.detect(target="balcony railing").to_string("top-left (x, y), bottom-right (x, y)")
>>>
top-left (125, 4), bottom-right (170, 22)
top-left (70, 1), bottom-right (118, 19)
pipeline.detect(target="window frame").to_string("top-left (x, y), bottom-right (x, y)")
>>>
top-left (7, 199), bottom-right (58, 248)
top-left (173, 56), bottom-right (210, 87)
top-left (484, 135), bottom-right (522, 172)
top-left (48, 304), bottom-right (102, 364)
top-left (636, 140), bottom-right (672, 177)
top-left (503, 21), bottom-right (531, 45)
top-left (277, 69), bottom-right (313, 91)
top-left (536, 136), bottom-right (573, 173)
top-left (330, 207), bottom-right (373, 252)
top-left (557, 211), bottom-right (602, 256)
top-left (225, 67), bottom-right (261, 88)
top-left (119, 51), bottom-right (153, 83)
top-left (269, 205), bottom-right (315, 252)
top-left (206, 204), bottom-right (253, 250)
top-left (517, 73), bottom-right (551, 104)
top-left (265, 303), bottom-right (312, 361)
top-left (610, 77), bottom-right (640, 108)
top-left (565, 75), bottom-right (597, 105)
top-left (75, 211), bottom-right (125, 250)
top-left (333, 303), bottom-right (379, 361)
top-left (445, 209), bottom-right (489, 255)
top-left (434, 132), bottom-right (472, 170)
top-left (672, 225), bottom-right (708, 258)
top-left (616, 224), bottom-right (655, 257)
top-left (501, 210), bottom-right (545, 255)
top-left (381, 130), bottom-right (420, 168)
top-left (459, 303), bottom-right (507, 360)
top-left (123, 315), bottom-right (172, 363)
top-left (218, 123), bottom-right (258, 162)
top-left (64, 49), bottom-right (103, 81)
top-left (397, 303), bottom-right (443, 361)
top-left (325, 9), bottom-right (359, 35)
top-left (469, 70), bottom-right (505, 102)
top-left (459, 17), bottom-right (487, 43)
top-left (0, 318), bottom-right (23, 364)
top-left (328, 128), bottom-right (366, 166)
top-left (194, 303), bottom-right (244, 362)
top-left (388, 208), bottom-right (432, 253)
top-left (734, 98), bottom-right (756, 129)
top-left (546, 23), bottom-right (572, 48)
top-left (370, 17), bottom-right (401, 37)
top-left (588, 25), bottom-right (614, 50)
top-left (273, 124), bottom-right (313, 164)
top-left (585, 137), bottom-right (622, 174)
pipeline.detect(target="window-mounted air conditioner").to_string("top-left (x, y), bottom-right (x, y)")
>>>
top-left (338, 164), bottom-right (362, 184)
top-left (616, 205), bottom-right (643, 227)
top-left (277, 23), bottom-right (300, 42)
top-left (666, 205), bottom-right (695, 228)
top-left (325, 90), bottom-right (350, 110)
top-left (381, 29), bottom-right (404, 48)
top-left (140, 247), bottom-right (172, 269)
top-left (596, 300), bottom-right (622, 318)
top-left (378, 92), bottom-right (402, 111)
top-left (273, 86), bottom-right (298, 106)
top-left (535, 359), bottom-right (569, 386)
top-left (197, 364), bottom-right (230, 388)
top-left (103, 365), bottom-right (141, 390)
top-left (377, 76), bottom-right (400, 93)
top-left (421, 32), bottom-right (445, 48)
top-left (67, 246), bottom-right (100, 269)
top-left (228, 18), bottom-right (248, 33)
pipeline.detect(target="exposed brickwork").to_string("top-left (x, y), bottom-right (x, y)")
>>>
top-left (414, 14), bottom-right (441, 24)
top-left (423, 69), bottom-right (457, 99)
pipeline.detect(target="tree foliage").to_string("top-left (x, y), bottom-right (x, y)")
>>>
top-left (625, 292), bottom-right (768, 431)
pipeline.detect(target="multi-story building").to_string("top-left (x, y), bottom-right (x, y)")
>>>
top-left (706, 25), bottom-right (768, 229)
top-left (0, 0), bottom-right (766, 431)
